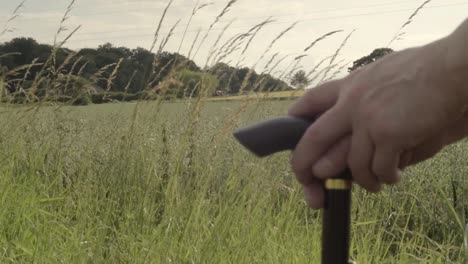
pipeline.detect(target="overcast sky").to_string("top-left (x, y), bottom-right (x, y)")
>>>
top-left (0, 0), bottom-right (467, 79)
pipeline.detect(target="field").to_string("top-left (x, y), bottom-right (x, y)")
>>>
top-left (209, 90), bottom-right (306, 101)
top-left (0, 99), bottom-right (466, 263)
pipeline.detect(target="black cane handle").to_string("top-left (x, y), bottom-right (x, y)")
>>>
top-left (233, 116), bottom-right (311, 157)
top-left (233, 116), bottom-right (352, 264)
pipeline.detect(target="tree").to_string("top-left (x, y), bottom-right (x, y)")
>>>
top-left (257, 73), bottom-right (292, 92)
top-left (348, 48), bottom-right (393, 72)
top-left (175, 70), bottom-right (219, 98)
top-left (209, 62), bottom-right (239, 95)
top-left (0, 37), bottom-right (293, 102)
top-left (290, 70), bottom-right (310, 89)
top-left (1, 37), bottom-right (39, 68)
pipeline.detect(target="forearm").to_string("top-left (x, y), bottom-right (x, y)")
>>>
top-left (444, 18), bottom-right (468, 112)
top-left (421, 18), bottom-right (468, 115)
top-left (446, 18), bottom-right (468, 69)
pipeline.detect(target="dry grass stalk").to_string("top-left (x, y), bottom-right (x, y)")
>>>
top-left (124, 70), bottom-right (138, 94)
top-left (0, 0), bottom-right (26, 36)
top-left (240, 18), bottom-right (275, 58)
top-left (192, 0), bottom-right (238, 60)
top-left (285, 54), bottom-right (308, 80)
top-left (324, 59), bottom-right (348, 82)
top-left (309, 61), bottom-right (340, 85)
top-left (205, 19), bottom-right (236, 67)
top-left (387, 0), bottom-right (432, 47)
top-left (64, 56), bottom-right (83, 94)
top-left (268, 54), bottom-right (293, 75)
top-left (277, 59), bottom-right (296, 80)
top-left (178, 1), bottom-right (214, 54)
top-left (214, 18), bottom-right (275, 92)
top-left (56, 25), bottom-right (81, 49)
top-left (77, 61), bottom-right (89, 77)
top-left (262, 52), bottom-right (279, 73)
top-left (56, 51), bottom-right (78, 75)
top-left (284, 57), bottom-right (306, 82)
top-left (90, 63), bottom-right (117, 84)
top-left (145, 0), bottom-right (175, 94)
top-left (270, 29), bottom-right (342, 82)
top-left (304, 30), bottom-right (343, 52)
top-left (158, 19), bottom-right (181, 54)
top-left (213, 33), bottom-right (250, 64)
top-left (306, 55), bottom-right (332, 79)
top-left (319, 29), bottom-right (355, 83)
top-left (0, 52), bottom-right (20, 60)
top-left (19, 58), bottom-right (39, 92)
top-left (188, 28), bottom-right (202, 59)
top-left (54, 0), bottom-right (78, 46)
top-left (256, 21), bottom-right (298, 67)
top-left (145, 58), bottom-right (175, 92)
top-left (25, 0), bottom-right (80, 102)
top-left (211, 21), bottom-right (271, 94)
top-left (149, 0), bottom-right (174, 53)
top-left (238, 68), bottom-right (254, 95)
top-left (5, 63), bottom-right (42, 80)
top-left (105, 58), bottom-right (123, 94)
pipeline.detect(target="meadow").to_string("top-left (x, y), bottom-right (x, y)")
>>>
top-left (0, 98), bottom-right (466, 263)
top-left (1, 0), bottom-right (468, 263)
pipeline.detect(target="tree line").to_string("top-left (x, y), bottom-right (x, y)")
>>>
top-left (0, 37), bottom-right (293, 104)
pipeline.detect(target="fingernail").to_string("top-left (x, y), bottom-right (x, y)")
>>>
top-left (312, 158), bottom-right (334, 179)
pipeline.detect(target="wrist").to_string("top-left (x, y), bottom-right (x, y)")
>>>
top-left (423, 20), bottom-right (468, 116)
top-left (444, 19), bottom-right (468, 112)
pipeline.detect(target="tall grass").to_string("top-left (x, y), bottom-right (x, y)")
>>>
top-left (0, 0), bottom-right (467, 263)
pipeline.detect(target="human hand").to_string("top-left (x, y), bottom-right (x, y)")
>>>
top-left (288, 38), bottom-right (468, 209)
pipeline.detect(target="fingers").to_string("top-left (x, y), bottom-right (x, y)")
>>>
top-left (372, 145), bottom-right (401, 184)
top-left (348, 129), bottom-right (381, 192)
top-left (303, 179), bottom-right (325, 209)
top-left (288, 79), bottom-right (342, 118)
top-left (288, 80), bottom-right (345, 209)
top-left (312, 133), bottom-right (403, 186)
top-left (312, 136), bottom-right (350, 179)
top-left (291, 105), bottom-right (350, 185)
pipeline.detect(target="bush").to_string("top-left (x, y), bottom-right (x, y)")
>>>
top-left (175, 70), bottom-right (219, 98)
top-left (72, 94), bottom-right (92, 106)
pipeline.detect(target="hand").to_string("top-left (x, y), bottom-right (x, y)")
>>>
top-left (288, 39), bottom-right (468, 209)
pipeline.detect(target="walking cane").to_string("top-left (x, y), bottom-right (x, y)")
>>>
top-left (233, 116), bottom-right (352, 264)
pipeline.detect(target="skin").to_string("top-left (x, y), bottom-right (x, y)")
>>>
top-left (288, 18), bottom-right (468, 209)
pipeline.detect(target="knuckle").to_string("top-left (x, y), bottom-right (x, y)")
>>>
top-left (302, 125), bottom-right (324, 145)
top-left (370, 120), bottom-right (399, 143)
top-left (348, 158), bottom-right (366, 180)
top-left (348, 158), bottom-right (382, 192)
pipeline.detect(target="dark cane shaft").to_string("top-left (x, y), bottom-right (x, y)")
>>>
top-left (322, 173), bottom-right (352, 264)
top-left (233, 117), bottom-right (352, 264)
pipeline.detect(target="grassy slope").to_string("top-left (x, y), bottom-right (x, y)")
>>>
top-left (0, 100), bottom-right (466, 263)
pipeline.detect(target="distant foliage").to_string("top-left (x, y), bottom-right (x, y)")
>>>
top-left (209, 62), bottom-right (292, 96)
top-left (290, 70), bottom-right (310, 89)
top-left (175, 70), bottom-right (219, 98)
top-left (0, 37), bottom-right (292, 104)
top-left (348, 48), bottom-right (394, 72)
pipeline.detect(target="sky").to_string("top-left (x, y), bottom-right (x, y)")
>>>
top-left (0, 0), bottom-right (467, 80)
